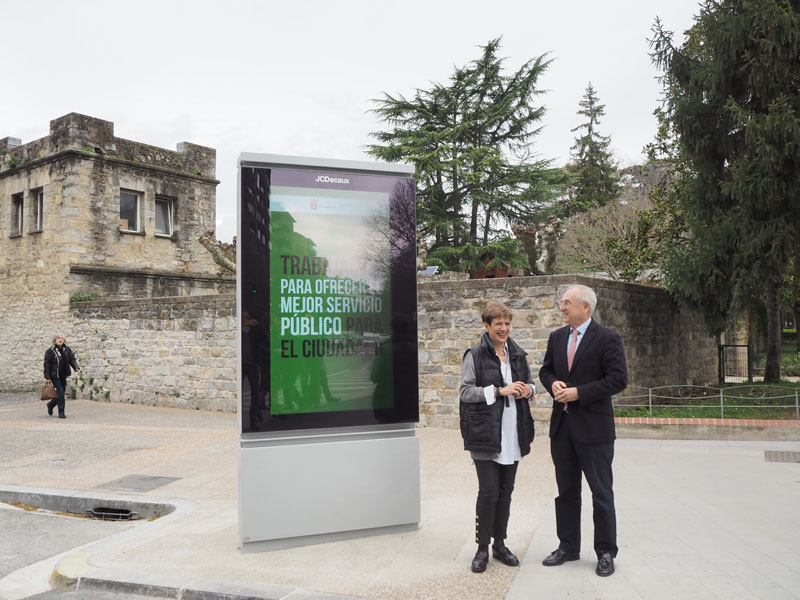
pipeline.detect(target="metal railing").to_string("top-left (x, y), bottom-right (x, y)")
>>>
top-left (614, 385), bottom-right (800, 419)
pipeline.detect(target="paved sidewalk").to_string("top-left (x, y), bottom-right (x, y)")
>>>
top-left (509, 438), bottom-right (800, 600)
top-left (1, 397), bottom-right (799, 599)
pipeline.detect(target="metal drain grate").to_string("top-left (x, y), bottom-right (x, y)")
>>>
top-left (764, 451), bottom-right (800, 463)
top-left (85, 507), bottom-right (139, 520)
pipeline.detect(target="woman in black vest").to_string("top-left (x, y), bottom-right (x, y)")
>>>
top-left (459, 302), bottom-right (536, 573)
top-left (43, 335), bottom-right (81, 419)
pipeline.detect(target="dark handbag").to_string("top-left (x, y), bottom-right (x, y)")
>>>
top-left (41, 381), bottom-right (58, 401)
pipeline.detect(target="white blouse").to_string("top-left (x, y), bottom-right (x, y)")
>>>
top-left (481, 343), bottom-right (522, 465)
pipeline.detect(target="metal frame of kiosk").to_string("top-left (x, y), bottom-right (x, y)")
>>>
top-left (237, 153), bottom-right (419, 551)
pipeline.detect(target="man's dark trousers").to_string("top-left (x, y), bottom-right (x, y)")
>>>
top-left (551, 412), bottom-right (617, 557)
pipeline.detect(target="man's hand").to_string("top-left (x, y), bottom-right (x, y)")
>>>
top-left (554, 386), bottom-right (579, 404)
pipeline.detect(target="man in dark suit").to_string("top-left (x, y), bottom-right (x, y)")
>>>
top-left (538, 284), bottom-right (627, 577)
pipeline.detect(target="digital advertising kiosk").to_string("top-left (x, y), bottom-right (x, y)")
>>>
top-left (237, 153), bottom-right (419, 550)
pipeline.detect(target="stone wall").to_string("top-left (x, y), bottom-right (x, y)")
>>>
top-left (1, 289), bottom-right (75, 393)
top-left (12, 275), bottom-right (719, 429)
top-left (69, 294), bottom-right (236, 411)
top-left (68, 265), bottom-right (234, 300)
top-left (0, 270), bottom-right (233, 393)
top-left (417, 274), bottom-right (718, 428)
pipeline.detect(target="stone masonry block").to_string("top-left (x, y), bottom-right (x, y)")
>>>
top-left (426, 313), bottom-right (453, 329)
top-left (446, 349), bottom-right (465, 365)
top-left (443, 375), bottom-right (460, 389)
top-left (536, 297), bottom-right (556, 310)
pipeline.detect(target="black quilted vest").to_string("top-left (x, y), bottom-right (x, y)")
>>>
top-left (459, 333), bottom-right (534, 455)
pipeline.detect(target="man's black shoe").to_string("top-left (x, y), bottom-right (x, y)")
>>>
top-left (596, 552), bottom-right (615, 577)
top-left (492, 545), bottom-right (520, 567)
top-left (47, 405), bottom-right (53, 416)
top-left (58, 414), bottom-right (66, 419)
top-left (542, 548), bottom-right (580, 566)
top-left (471, 549), bottom-right (489, 573)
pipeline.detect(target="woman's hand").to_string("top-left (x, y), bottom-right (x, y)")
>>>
top-left (500, 381), bottom-right (531, 398)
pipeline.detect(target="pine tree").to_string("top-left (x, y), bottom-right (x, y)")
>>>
top-left (566, 83), bottom-right (619, 216)
top-left (367, 39), bottom-right (563, 255)
top-left (651, 0), bottom-right (800, 382)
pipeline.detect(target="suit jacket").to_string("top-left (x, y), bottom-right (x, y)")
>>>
top-left (539, 319), bottom-right (627, 444)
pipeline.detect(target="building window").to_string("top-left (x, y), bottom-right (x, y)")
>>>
top-left (155, 196), bottom-right (174, 237)
top-left (11, 193), bottom-right (23, 236)
top-left (31, 188), bottom-right (44, 232)
top-left (120, 190), bottom-right (141, 232)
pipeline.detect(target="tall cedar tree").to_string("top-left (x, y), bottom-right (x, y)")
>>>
top-left (566, 83), bottom-right (619, 216)
top-left (367, 39), bottom-right (562, 252)
top-left (651, 0), bottom-right (800, 381)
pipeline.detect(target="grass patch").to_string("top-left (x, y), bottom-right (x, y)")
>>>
top-left (615, 382), bottom-right (800, 419)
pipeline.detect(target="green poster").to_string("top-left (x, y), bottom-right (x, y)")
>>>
top-left (268, 184), bottom-right (393, 415)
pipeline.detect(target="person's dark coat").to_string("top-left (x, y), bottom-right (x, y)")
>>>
top-left (43, 344), bottom-right (80, 381)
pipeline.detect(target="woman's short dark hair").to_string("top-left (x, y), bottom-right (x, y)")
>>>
top-left (481, 302), bottom-right (513, 325)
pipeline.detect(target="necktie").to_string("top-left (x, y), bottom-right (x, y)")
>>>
top-left (564, 328), bottom-right (579, 413)
top-left (567, 328), bottom-right (578, 371)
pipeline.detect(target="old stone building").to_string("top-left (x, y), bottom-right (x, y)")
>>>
top-left (0, 113), bottom-right (233, 393)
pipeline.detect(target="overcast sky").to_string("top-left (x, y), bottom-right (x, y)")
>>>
top-left (0, 0), bottom-right (700, 243)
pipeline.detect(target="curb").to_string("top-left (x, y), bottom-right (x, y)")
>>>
top-left (67, 571), bottom-right (366, 600)
top-left (49, 552), bottom-right (90, 590)
top-left (614, 418), bottom-right (800, 441)
top-left (615, 417), bottom-right (800, 427)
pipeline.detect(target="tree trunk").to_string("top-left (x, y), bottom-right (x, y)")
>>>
top-left (451, 163), bottom-right (461, 247)
top-left (794, 302), bottom-right (800, 354)
top-left (764, 276), bottom-right (782, 383)
top-left (795, 260), bottom-right (800, 354)
top-left (469, 196), bottom-right (479, 244)
top-left (434, 171), bottom-right (445, 247)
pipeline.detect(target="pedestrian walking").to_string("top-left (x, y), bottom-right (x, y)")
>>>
top-left (43, 335), bottom-right (81, 419)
